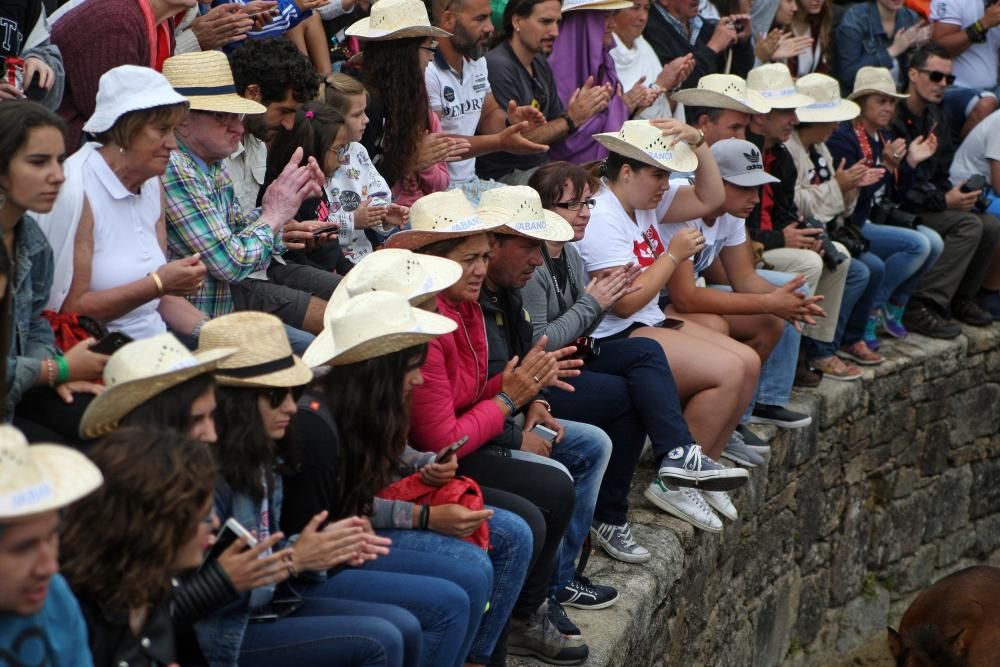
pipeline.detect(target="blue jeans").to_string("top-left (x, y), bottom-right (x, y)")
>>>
top-left (861, 222), bottom-right (936, 308)
top-left (803, 255), bottom-right (874, 357)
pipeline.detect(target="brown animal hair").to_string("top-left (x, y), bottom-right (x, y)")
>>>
top-left (888, 625), bottom-right (967, 667)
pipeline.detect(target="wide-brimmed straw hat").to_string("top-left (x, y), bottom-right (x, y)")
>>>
top-left (79, 333), bottom-right (235, 439)
top-left (385, 190), bottom-right (506, 250)
top-left (562, 0), bottom-right (635, 11)
top-left (671, 74), bottom-right (772, 115)
top-left (83, 65), bottom-right (189, 134)
top-left (326, 248), bottom-right (463, 312)
top-left (478, 186), bottom-right (574, 242)
top-left (747, 64), bottom-right (815, 109)
top-left (0, 426), bottom-right (103, 520)
top-left (594, 120), bottom-right (700, 173)
top-left (198, 312), bottom-right (313, 388)
top-left (795, 73), bottom-right (860, 123)
top-left (162, 51), bottom-right (266, 115)
top-left (346, 0), bottom-right (451, 40)
top-left (304, 291), bottom-right (456, 367)
top-left (848, 66), bottom-right (909, 101)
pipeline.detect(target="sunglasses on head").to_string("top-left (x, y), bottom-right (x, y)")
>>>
top-left (261, 386), bottom-right (305, 409)
top-left (918, 69), bottom-right (956, 85)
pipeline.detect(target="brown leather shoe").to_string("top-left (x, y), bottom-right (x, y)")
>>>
top-left (794, 357), bottom-right (822, 387)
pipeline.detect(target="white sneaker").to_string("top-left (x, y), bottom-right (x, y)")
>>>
top-left (643, 480), bottom-right (722, 532)
top-left (702, 490), bottom-right (738, 521)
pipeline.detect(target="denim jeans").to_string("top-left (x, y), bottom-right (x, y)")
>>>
top-left (861, 222), bottom-right (936, 308)
top-left (548, 337), bottom-right (693, 526)
top-left (803, 255), bottom-right (874, 357)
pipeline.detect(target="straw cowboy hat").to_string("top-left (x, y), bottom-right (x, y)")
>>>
top-left (385, 189), bottom-right (506, 250)
top-left (746, 64), bottom-right (815, 109)
top-left (594, 120), bottom-right (700, 173)
top-left (0, 426), bottom-right (103, 520)
top-left (198, 312), bottom-right (313, 388)
top-left (848, 66), bottom-right (909, 101)
top-left (794, 73), bottom-right (860, 123)
top-left (303, 291), bottom-right (457, 368)
top-left (83, 65), bottom-right (189, 135)
top-left (671, 74), bottom-right (772, 115)
top-left (346, 0), bottom-right (451, 40)
top-left (478, 186), bottom-right (574, 242)
top-left (327, 248), bottom-right (463, 313)
top-left (562, 0), bottom-right (635, 11)
top-left (79, 333), bottom-right (235, 439)
top-left (162, 51), bottom-right (266, 115)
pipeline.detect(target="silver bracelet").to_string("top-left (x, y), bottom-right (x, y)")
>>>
top-left (191, 318), bottom-right (210, 340)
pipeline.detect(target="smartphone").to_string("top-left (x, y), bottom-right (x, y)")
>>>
top-left (90, 331), bottom-right (133, 356)
top-left (530, 424), bottom-right (558, 444)
top-left (313, 223), bottom-right (340, 238)
top-left (204, 517), bottom-right (257, 563)
top-left (435, 435), bottom-right (469, 462)
top-left (249, 597), bottom-right (304, 623)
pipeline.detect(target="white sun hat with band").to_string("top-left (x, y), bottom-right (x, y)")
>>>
top-left (198, 312), bottom-right (313, 388)
top-left (711, 138), bottom-right (781, 187)
top-left (304, 291), bottom-right (457, 367)
top-left (562, 0), bottom-right (635, 11)
top-left (670, 74), bottom-right (772, 115)
top-left (79, 333), bottom-right (236, 439)
top-left (162, 51), bottom-right (266, 115)
top-left (594, 120), bottom-right (700, 173)
top-left (347, 0), bottom-right (451, 40)
top-left (83, 65), bottom-right (189, 134)
top-left (0, 426), bottom-right (103, 520)
top-left (848, 66), bottom-right (909, 102)
top-left (478, 186), bottom-right (574, 242)
top-left (327, 249), bottom-right (463, 314)
top-left (385, 189), bottom-right (506, 250)
top-left (794, 73), bottom-right (860, 123)
top-left (746, 63), bottom-right (815, 109)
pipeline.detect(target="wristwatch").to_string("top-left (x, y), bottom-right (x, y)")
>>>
top-left (690, 129), bottom-right (706, 148)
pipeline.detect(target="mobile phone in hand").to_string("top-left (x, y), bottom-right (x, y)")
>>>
top-left (90, 331), bottom-right (133, 356)
top-left (313, 223), bottom-right (340, 238)
top-left (530, 424), bottom-right (558, 444)
top-left (435, 435), bottom-right (469, 462)
top-left (204, 517), bottom-right (257, 563)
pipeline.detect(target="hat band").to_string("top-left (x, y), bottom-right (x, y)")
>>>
top-left (804, 100), bottom-right (842, 110)
top-left (443, 216), bottom-right (483, 232)
top-left (758, 87), bottom-right (796, 98)
top-left (221, 355), bottom-right (296, 378)
top-left (0, 480), bottom-right (54, 514)
top-left (174, 84), bottom-right (238, 97)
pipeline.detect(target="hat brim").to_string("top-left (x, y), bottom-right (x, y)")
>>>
top-left (795, 99), bottom-right (861, 123)
top-left (346, 18), bottom-right (451, 41)
top-left (563, 0), bottom-right (635, 10)
top-left (302, 310), bottom-right (457, 367)
top-left (479, 208), bottom-right (574, 242)
top-left (670, 88), bottom-right (772, 115)
top-left (0, 445), bottom-right (103, 520)
top-left (722, 170), bottom-right (780, 187)
top-left (847, 87), bottom-right (908, 101)
top-left (385, 220), bottom-right (506, 250)
top-left (214, 356), bottom-right (314, 388)
top-left (593, 133), bottom-right (699, 173)
top-left (326, 253), bottom-right (464, 313)
top-left (186, 93), bottom-right (267, 115)
top-left (82, 93), bottom-right (190, 134)
top-left (79, 347), bottom-right (236, 440)
top-left (757, 92), bottom-right (816, 109)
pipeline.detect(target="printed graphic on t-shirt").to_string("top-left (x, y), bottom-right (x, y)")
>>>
top-left (633, 224), bottom-right (665, 267)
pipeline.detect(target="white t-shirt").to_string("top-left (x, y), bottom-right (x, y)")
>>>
top-left (575, 180), bottom-right (681, 338)
top-left (326, 142), bottom-right (393, 262)
top-left (659, 212), bottom-right (747, 277)
top-left (425, 54), bottom-right (491, 184)
top-left (930, 0), bottom-right (1000, 89)
top-left (950, 109), bottom-right (1000, 184)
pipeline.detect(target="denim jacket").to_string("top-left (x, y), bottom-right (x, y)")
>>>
top-left (835, 3), bottom-right (920, 96)
top-left (7, 215), bottom-right (59, 418)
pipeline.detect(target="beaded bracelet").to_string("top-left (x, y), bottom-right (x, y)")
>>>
top-left (55, 355), bottom-right (70, 385)
top-left (496, 391), bottom-right (518, 415)
top-left (45, 358), bottom-right (57, 388)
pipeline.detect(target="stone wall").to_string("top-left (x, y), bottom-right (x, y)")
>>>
top-left (521, 326), bottom-right (1000, 667)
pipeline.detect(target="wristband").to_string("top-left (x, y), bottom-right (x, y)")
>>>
top-left (496, 391), bottom-right (518, 414)
top-left (191, 318), bottom-right (210, 340)
top-left (561, 112), bottom-right (577, 133)
top-left (666, 251), bottom-right (680, 267)
top-left (532, 399), bottom-right (552, 412)
top-left (419, 505), bottom-right (431, 530)
top-left (55, 355), bottom-right (70, 384)
top-left (148, 271), bottom-right (165, 296)
top-left (967, 23), bottom-right (987, 43)
top-left (45, 358), bottom-right (57, 388)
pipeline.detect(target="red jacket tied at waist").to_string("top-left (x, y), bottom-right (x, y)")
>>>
top-left (378, 475), bottom-right (490, 550)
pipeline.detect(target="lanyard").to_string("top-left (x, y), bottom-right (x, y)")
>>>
top-left (853, 120), bottom-right (879, 168)
top-left (542, 246), bottom-right (578, 313)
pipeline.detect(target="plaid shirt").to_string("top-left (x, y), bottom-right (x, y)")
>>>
top-left (162, 142), bottom-right (285, 318)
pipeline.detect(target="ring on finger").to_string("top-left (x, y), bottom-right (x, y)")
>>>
top-left (532, 375), bottom-right (541, 384)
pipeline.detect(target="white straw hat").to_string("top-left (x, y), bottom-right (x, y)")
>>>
top-left (594, 120), bottom-right (700, 173)
top-left (670, 74), bottom-right (772, 115)
top-left (326, 248), bottom-right (463, 313)
top-left (303, 291), bottom-right (457, 367)
top-left (83, 65), bottom-right (189, 134)
top-left (198, 312), bottom-right (313, 388)
top-left (385, 189), bottom-right (506, 250)
top-left (346, 0), bottom-right (451, 40)
top-left (79, 333), bottom-right (235, 439)
top-left (162, 51), bottom-right (267, 115)
top-left (0, 426), bottom-right (103, 520)
top-left (747, 64), bottom-right (815, 109)
top-left (848, 66), bottom-right (909, 101)
top-left (478, 186), bottom-right (574, 242)
top-left (794, 73), bottom-right (860, 123)
top-left (562, 0), bottom-right (635, 11)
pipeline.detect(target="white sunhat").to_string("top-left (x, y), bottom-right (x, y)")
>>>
top-left (385, 189), bottom-right (507, 250)
top-left (326, 248), bottom-right (464, 314)
top-left (0, 426), bottom-right (103, 520)
top-left (671, 74), bottom-right (772, 115)
top-left (198, 312), bottom-right (314, 389)
top-left (594, 120), bottom-right (700, 173)
top-left (747, 63), bottom-right (815, 109)
top-left (478, 186), bottom-right (574, 242)
top-left (795, 73), bottom-right (860, 123)
top-left (711, 138), bottom-right (781, 187)
top-left (82, 65), bottom-right (189, 134)
top-left (162, 51), bottom-right (267, 116)
top-left (303, 291), bottom-right (457, 368)
top-left (562, 0), bottom-right (635, 11)
top-left (346, 0), bottom-right (451, 41)
top-left (848, 66), bottom-right (909, 102)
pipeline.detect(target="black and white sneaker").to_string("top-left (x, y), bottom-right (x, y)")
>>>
top-left (546, 596), bottom-right (582, 639)
top-left (750, 404), bottom-right (812, 429)
top-left (555, 576), bottom-right (619, 610)
top-left (657, 443), bottom-right (750, 491)
top-left (591, 520), bottom-right (651, 564)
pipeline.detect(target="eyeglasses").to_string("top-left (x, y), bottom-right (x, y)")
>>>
top-left (199, 111), bottom-right (246, 126)
top-left (553, 198), bottom-right (596, 211)
top-left (419, 41), bottom-right (439, 53)
top-left (261, 386), bottom-right (305, 409)
top-left (918, 69), bottom-right (956, 85)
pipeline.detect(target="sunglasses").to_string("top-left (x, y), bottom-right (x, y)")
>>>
top-left (198, 110), bottom-right (246, 126)
top-left (553, 198), bottom-right (596, 211)
top-left (918, 69), bottom-right (956, 85)
top-left (261, 386), bottom-right (305, 409)
top-left (419, 40), bottom-right (439, 53)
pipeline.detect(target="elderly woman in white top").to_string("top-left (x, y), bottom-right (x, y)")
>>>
top-left (36, 65), bottom-right (209, 343)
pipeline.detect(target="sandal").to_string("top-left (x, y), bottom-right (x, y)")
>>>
top-left (836, 341), bottom-right (885, 366)
top-left (809, 355), bottom-right (863, 381)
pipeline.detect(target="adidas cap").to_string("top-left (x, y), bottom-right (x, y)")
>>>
top-left (711, 138), bottom-right (781, 188)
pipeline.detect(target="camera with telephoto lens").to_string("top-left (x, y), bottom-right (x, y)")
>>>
top-left (960, 174), bottom-right (991, 212)
top-left (797, 217), bottom-right (849, 271)
top-left (869, 198), bottom-right (921, 229)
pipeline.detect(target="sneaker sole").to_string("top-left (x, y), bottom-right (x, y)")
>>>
top-left (556, 591), bottom-right (620, 610)
top-left (835, 350), bottom-right (884, 366)
top-left (719, 450), bottom-right (761, 468)
top-left (748, 414), bottom-right (813, 429)
top-left (589, 527), bottom-right (651, 564)
top-left (643, 487), bottom-right (722, 533)
top-left (507, 645), bottom-right (589, 665)
top-left (658, 467), bottom-right (750, 491)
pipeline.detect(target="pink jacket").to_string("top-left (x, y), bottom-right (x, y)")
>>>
top-left (408, 296), bottom-right (505, 458)
top-left (390, 112), bottom-right (450, 208)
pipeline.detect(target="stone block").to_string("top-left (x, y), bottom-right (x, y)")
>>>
top-left (834, 586), bottom-right (891, 655)
top-left (970, 458), bottom-right (1000, 520)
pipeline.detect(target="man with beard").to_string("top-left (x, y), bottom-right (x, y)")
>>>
top-left (426, 0), bottom-right (548, 203)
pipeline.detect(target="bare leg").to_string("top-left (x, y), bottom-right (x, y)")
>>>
top-left (298, 12), bottom-right (332, 75)
top-left (301, 296), bottom-right (328, 334)
top-left (723, 313), bottom-right (785, 363)
top-left (960, 96), bottom-right (998, 140)
top-left (666, 308), bottom-right (730, 335)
